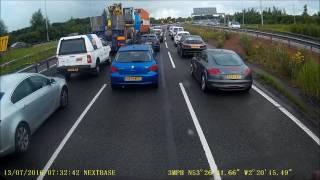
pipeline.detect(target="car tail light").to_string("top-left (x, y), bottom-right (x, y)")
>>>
top-left (244, 68), bottom-right (252, 75)
top-left (182, 44), bottom-right (190, 48)
top-left (118, 42), bottom-right (125, 46)
top-left (87, 54), bottom-right (92, 63)
top-left (201, 44), bottom-right (207, 48)
top-left (149, 64), bottom-right (158, 72)
top-left (208, 68), bottom-right (221, 75)
top-left (111, 66), bottom-right (117, 73)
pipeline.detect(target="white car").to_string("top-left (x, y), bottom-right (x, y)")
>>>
top-left (174, 31), bottom-right (190, 46)
top-left (0, 73), bottom-right (68, 157)
top-left (56, 34), bottom-right (111, 79)
top-left (171, 27), bottom-right (184, 40)
top-left (228, 21), bottom-right (241, 29)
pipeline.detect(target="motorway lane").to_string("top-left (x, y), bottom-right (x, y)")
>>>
top-left (44, 44), bottom-right (212, 180)
top-left (0, 67), bottom-right (111, 179)
top-left (165, 35), bottom-right (320, 179)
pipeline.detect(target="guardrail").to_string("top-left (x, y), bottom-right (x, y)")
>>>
top-left (16, 56), bottom-right (57, 73)
top-left (195, 24), bottom-right (320, 53)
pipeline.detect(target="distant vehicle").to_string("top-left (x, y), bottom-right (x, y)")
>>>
top-left (56, 34), bottom-right (111, 79)
top-left (190, 49), bottom-right (252, 92)
top-left (207, 20), bottom-right (220, 26)
top-left (171, 27), bottom-right (184, 40)
top-left (10, 42), bottom-right (31, 49)
top-left (139, 34), bottom-right (160, 52)
top-left (174, 31), bottom-right (190, 46)
top-left (228, 21), bottom-right (241, 29)
top-left (151, 28), bottom-right (164, 43)
top-left (0, 73), bottom-right (68, 157)
top-left (110, 44), bottom-right (158, 88)
top-left (177, 35), bottom-right (206, 57)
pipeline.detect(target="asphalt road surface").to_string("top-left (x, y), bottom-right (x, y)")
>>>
top-left (0, 33), bottom-right (319, 180)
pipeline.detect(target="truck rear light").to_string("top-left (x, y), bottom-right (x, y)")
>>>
top-left (87, 54), bottom-right (92, 63)
top-left (244, 68), bottom-right (252, 75)
top-left (201, 45), bottom-right (207, 48)
top-left (182, 44), bottom-right (190, 48)
top-left (208, 68), bottom-right (221, 75)
top-left (111, 66), bottom-right (117, 73)
top-left (149, 64), bottom-right (158, 72)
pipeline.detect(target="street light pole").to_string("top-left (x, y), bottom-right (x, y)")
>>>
top-left (260, 0), bottom-right (264, 26)
top-left (44, 0), bottom-right (49, 41)
top-left (242, 9), bottom-right (245, 25)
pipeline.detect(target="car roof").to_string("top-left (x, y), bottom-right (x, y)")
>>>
top-left (0, 73), bottom-right (39, 93)
top-left (59, 34), bottom-right (96, 41)
top-left (118, 44), bottom-right (151, 52)
top-left (177, 31), bottom-right (189, 34)
top-left (206, 49), bottom-right (237, 54)
top-left (185, 35), bottom-right (202, 39)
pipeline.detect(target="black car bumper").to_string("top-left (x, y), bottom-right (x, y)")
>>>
top-left (207, 79), bottom-right (252, 90)
top-left (182, 48), bottom-right (206, 55)
top-left (57, 65), bottom-right (93, 74)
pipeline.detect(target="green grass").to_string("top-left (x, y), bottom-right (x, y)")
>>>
top-left (0, 41), bottom-right (57, 64)
top-left (243, 24), bottom-right (320, 38)
top-left (255, 72), bottom-right (307, 112)
top-left (0, 42), bottom-right (57, 75)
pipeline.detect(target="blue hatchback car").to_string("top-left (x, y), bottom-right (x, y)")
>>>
top-left (110, 44), bottom-right (159, 88)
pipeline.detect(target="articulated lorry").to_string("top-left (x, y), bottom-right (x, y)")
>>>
top-left (90, 3), bottom-right (150, 52)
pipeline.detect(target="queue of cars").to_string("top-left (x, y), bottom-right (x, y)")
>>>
top-left (0, 24), bottom-right (251, 157)
top-left (168, 24), bottom-right (252, 92)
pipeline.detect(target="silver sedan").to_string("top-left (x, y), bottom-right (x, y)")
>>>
top-left (0, 73), bottom-right (68, 157)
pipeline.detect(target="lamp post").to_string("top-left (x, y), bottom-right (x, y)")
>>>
top-left (260, 0), bottom-right (264, 26)
top-left (45, 0), bottom-right (50, 41)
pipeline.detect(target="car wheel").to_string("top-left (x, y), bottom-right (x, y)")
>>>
top-left (243, 86), bottom-right (252, 92)
top-left (15, 123), bottom-right (30, 153)
top-left (201, 74), bottom-right (208, 92)
top-left (190, 64), bottom-right (194, 76)
top-left (60, 87), bottom-right (68, 108)
top-left (93, 62), bottom-right (100, 76)
top-left (180, 49), bottom-right (184, 58)
top-left (64, 72), bottom-right (71, 80)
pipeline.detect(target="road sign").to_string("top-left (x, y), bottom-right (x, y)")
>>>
top-left (0, 36), bottom-right (9, 52)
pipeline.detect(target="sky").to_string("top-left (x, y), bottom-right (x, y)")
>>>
top-left (1, 0), bottom-right (319, 32)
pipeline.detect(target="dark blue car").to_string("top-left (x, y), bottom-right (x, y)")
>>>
top-left (139, 34), bottom-right (160, 52)
top-left (110, 44), bottom-right (159, 88)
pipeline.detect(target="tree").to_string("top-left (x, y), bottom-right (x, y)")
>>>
top-left (302, 4), bottom-right (308, 16)
top-left (0, 19), bottom-right (7, 35)
top-left (30, 9), bottom-right (46, 30)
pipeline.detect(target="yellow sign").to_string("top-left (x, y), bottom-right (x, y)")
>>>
top-left (0, 36), bottom-right (9, 52)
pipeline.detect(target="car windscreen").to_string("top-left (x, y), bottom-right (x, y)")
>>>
top-left (115, 51), bottom-right (151, 62)
top-left (178, 28), bottom-right (184, 31)
top-left (59, 38), bottom-right (86, 55)
top-left (209, 53), bottom-right (243, 66)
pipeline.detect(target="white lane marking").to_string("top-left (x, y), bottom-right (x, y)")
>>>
top-left (167, 52), bottom-right (176, 69)
top-left (165, 37), bottom-right (166, 41)
top-left (179, 83), bottom-right (221, 180)
top-left (252, 85), bottom-right (320, 146)
top-left (165, 42), bottom-right (168, 48)
top-left (37, 84), bottom-right (107, 180)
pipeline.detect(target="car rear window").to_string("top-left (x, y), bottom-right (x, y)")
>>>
top-left (116, 51), bottom-right (151, 62)
top-left (0, 92), bottom-right (4, 101)
top-left (185, 38), bottom-right (203, 44)
top-left (209, 53), bottom-right (243, 66)
top-left (59, 38), bottom-right (86, 55)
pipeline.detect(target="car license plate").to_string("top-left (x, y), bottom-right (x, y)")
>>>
top-left (125, 76), bottom-right (142, 81)
top-left (146, 42), bottom-right (152, 45)
top-left (67, 68), bottom-right (78, 72)
top-left (191, 45), bottom-right (200, 48)
top-left (226, 74), bottom-right (241, 79)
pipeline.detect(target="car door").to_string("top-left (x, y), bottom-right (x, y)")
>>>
top-left (29, 75), bottom-right (58, 124)
top-left (11, 78), bottom-right (42, 133)
top-left (196, 51), bottom-right (208, 79)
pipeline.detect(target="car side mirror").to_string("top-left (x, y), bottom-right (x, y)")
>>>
top-left (48, 78), bottom-right (56, 85)
top-left (192, 57), bottom-right (197, 61)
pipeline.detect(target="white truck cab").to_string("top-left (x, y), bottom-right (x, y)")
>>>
top-left (56, 34), bottom-right (111, 79)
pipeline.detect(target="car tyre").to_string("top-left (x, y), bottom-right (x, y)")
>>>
top-left (180, 49), bottom-right (184, 58)
top-left (243, 86), bottom-right (252, 93)
top-left (15, 123), bottom-right (31, 154)
top-left (60, 87), bottom-right (68, 108)
top-left (190, 64), bottom-right (194, 76)
top-left (64, 72), bottom-right (71, 80)
top-left (93, 61), bottom-right (100, 76)
top-left (201, 74), bottom-right (208, 92)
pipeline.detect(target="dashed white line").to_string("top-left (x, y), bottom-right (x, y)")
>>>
top-left (179, 83), bottom-right (221, 180)
top-left (252, 85), bottom-right (320, 146)
top-left (37, 84), bottom-right (107, 180)
top-left (167, 52), bottom-right (176, 69)
top-left (165, 42), bottom-right (168, 48)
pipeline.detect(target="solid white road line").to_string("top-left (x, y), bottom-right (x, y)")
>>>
top-left (37, 84), bottom-right (107, 180)
top-left (165, 42), bottom-right (168, 48)
top-left (167, 52), bottom-right (176, 69)
top-left (179, 83), bottom-right (221, 180)
top-left (38, 64), bottom-right (57, 73)
top-left (49, 64), bottom-right (57, 68)
top-left (165, 37), bottom-right (166, 41)
top-left (252, 85), bottom-right (320, 146)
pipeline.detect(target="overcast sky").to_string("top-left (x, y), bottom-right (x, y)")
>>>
top-left (1, 0), bottom-right (319, 32)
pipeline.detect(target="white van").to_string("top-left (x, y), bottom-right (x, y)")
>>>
top-left (56, 34), bottom-right (111, 79)
top-left (228, 21), bottom-right (241, 29)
